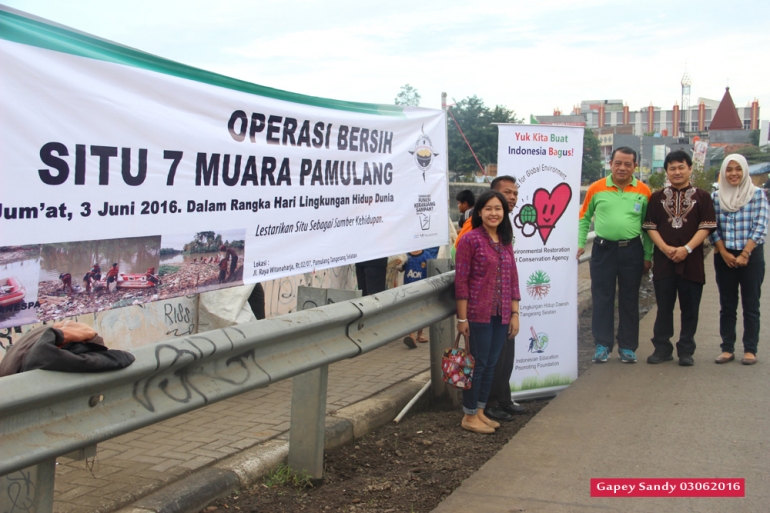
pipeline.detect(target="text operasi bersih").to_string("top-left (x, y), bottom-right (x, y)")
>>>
top-left (34, 110), bottom-right (398, 189)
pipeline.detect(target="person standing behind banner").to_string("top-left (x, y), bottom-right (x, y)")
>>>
top-left (577, 147), bottom-right (653, 364)
top-left (396, 249), bottom-right (433, 348)
top-left (456, 189), bottom-right (475, 230)
top-left (642, 150), bottom-right (716, 366)
top-left (455, 190), bottom-right (520, 434)
top-left (355, 257), bottom-right (388, 296)
top-left (710, 154), bottom-right (769, 366)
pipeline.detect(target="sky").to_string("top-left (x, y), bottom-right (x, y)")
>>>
top-left (3, 0), bottom-right (770, 119)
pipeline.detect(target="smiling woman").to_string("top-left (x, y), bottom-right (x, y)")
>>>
top-left (710, 154), bottom-right (769, 366)
top-left (454, 190), bottom-right (521, 434)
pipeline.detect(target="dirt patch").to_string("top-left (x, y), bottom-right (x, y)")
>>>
top-left (206, 399), bottom-right (549, 513)
top-left (204, 277), bottom-right (658, 513)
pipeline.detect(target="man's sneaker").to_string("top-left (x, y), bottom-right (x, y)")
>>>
top-left (619, 349), bottom-right (637, 363)
top-left (647, 352), bottom-right (673, 364)
top-left (592, 345), bottom-right (609, 363)
top-left (679, 354), bottom-right (694, 366)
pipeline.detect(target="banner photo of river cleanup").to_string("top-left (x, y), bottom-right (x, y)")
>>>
top-left (0, 245), bottom-right (42, 329)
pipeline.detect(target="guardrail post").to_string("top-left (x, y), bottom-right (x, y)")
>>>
top-left (0, 445), bottom-right (96, 513)
top-left (427, 259), bottom-right (457, 403)
top-left (1, 458), bottom-right (55, 513)
top-left (289, 287), bottom-right (361, 479)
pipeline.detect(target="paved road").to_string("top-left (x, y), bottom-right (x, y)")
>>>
top-left (52, 333), bottom-right (430, 513)
top-left (433, 252), bottom-right (769, 512)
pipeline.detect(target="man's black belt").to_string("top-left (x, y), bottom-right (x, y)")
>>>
top-left (594, 236), bottom-right (640, 247)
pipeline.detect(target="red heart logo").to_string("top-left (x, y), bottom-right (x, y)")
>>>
top-left (532, 183), bottom-right (572, 244)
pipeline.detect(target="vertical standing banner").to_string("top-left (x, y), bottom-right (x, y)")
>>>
top-left (0, 6), bottom-right (448, 328)
top-left (497, 124), bottom-right (583, 398)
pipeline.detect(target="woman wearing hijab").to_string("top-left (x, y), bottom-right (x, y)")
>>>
top-left (455, 190), bottom-right (520, 434)
top-left (711, 154), bottom-right (769, 365)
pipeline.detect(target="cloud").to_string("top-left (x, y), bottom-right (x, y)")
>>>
top-left (4, 0), bottom-right (770, 116)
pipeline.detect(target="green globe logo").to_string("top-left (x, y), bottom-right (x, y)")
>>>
top-left (520, 204), bottom-right (537, 224)
top-left (514, 204), bottom-right (538, 237)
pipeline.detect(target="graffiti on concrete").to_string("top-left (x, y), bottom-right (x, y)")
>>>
top-left (164, 300), bottom-right (195, 337)
top-left (1, 469), bottom-right (35, 513)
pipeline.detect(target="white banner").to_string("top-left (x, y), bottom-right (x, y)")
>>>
top-left (497, 124), bottom-right (583, 397)
top-left (0, 8), bottom-right (448, 328)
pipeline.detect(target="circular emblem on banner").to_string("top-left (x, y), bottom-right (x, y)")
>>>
top-left (408, 125), bottom-right (439, 181)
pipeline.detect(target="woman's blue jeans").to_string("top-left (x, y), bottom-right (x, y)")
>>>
top-left (462, 316), bottom-right (508, 415)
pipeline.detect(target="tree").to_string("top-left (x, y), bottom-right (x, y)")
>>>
top-left (690, 167), bottom-right (714, 192)
top-left (447, 96), bottom-right (522, 177)
top-left (394, 84), bottom-right (421, 106)
top-left (581, 128), bottom-right (603, 183)
top-left (647, 170), bottom-right (666, 190)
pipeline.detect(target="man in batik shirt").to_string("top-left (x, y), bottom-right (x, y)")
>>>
top-left (643, 150), bottom-right (716, 366)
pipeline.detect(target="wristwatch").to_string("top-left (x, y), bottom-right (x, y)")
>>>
top-left (684, 245), bottom-right (692, 254)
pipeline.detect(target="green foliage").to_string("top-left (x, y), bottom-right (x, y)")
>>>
top-left (182, 232), bottom-right (243, 254)
top-left (263, 464), bottom-right (313, 490)
top-left (706, 165), bottom-right (721, 184)
top-left (647, 170), bottom-right (666, 190)
top-left (394, 84), bottom-right (421, 107)
top-left (691, 166), bottom-right (714, 192)
top-left (157, 264), bottom-right (178, 276)
top-left (647, 168), bottom-right (714, 193)
top-left (750, 130), bottom-right (760, 146)
top-left (447, 95), bottom-right (522, 176)
top-left (581, 128), bottom-right (603, 183)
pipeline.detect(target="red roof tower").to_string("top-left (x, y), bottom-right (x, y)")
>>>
top-left (709, 87), bottom-right (743, 130)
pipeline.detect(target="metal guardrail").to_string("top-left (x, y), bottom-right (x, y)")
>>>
top-left (0, 271), bottom-right (456, 478)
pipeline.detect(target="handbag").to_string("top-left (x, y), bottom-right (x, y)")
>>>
top-left (441, 332), bottom-right (475, 389)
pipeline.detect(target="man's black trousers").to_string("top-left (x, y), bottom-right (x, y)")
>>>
top-left (489, 335), bottom-right (515, 407)
top-left (651, 274), bottom-right (703, 357)
top-left (590, 237), bottom-right (644, 351)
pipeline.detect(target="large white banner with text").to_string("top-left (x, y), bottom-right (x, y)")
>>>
top-left (497, 124), bottom-right (583, 397)
top-left (0, 7), bottom-right (448, 328)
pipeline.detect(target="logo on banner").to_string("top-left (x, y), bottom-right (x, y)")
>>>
top-left (414, 194), bottom-right (435, 231)
top-left (527, 326), bottom-right (549, 353)
top-left (526, 270), bottom-right (551, 299)
top-left (408, 125), bottom-right (440, 181)
top-left (514, 183), bottom-right (572, 244)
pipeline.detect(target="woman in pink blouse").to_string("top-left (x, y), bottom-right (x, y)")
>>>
top-left (455, 190), bottom-right (521, 434)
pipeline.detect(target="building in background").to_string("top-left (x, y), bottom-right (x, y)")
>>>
top-left (535, 85), bottom-right (765, 180)
top-left (536, 89), bottom-right (760, 138)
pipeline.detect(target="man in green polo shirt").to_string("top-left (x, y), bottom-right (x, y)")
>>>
top-left (577, 147), bottom-right (653, 364)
